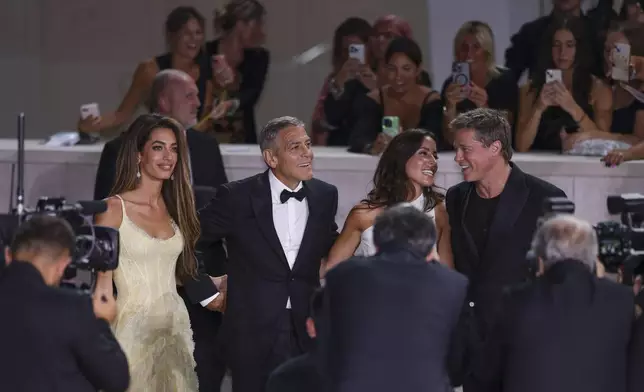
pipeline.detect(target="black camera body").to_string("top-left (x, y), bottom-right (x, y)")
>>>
top-left (0, 197), bottom-right (119, 292)
top-left (533, 194), bottom-right (644, 285)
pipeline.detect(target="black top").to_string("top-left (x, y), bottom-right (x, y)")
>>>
top-left (440, 67), bottom-right (519, 143)
top-left (204, 40), bottom-right (270, 144)
top-left (611, 98), bottom-right (644, 135)
top-left (348, 89), bottom-right (443, 153)
top-left (323, 70), bottom-right (432, 147)
top-left (532, 101), bottom-right (594, 151)
top-left (464, 191), bottom-right (500, 256)
top-left (155, 53), bottom-right (211, 119)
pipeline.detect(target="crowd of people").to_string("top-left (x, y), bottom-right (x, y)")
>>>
top-left (2, 0), bottom-right (644, 392)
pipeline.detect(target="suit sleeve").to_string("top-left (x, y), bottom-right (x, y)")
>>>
top-left (327, 186), bottom-right (340, 254)
top-left (94, 142), bottom-right (118, 200)
top-left (446, 278), bottom-right (472, 387)
top-left (628, 306), bottom-right (644, 392)
top-left (237, 49), bottom-right (269, 111)
top-left (199, 183), bottom-right (234, 246)
top-left (207, 138), bottom-right (228, 187)
top-left (504, 23), bottom-right (534, 84)
top-left (72, 298), bottom-right (130, 392)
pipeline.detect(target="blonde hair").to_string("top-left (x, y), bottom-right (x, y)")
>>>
top-left (453, 21), bottom-right (501, 78)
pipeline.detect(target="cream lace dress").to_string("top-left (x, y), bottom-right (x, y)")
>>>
top-left (111, 195), bottom-right (198, 391)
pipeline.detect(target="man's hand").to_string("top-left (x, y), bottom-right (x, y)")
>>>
top-left (205, 292), bottom-right (227, 313)
top-left (210, 274), bottom-right (227, 292)
top-left (92, 292), bottom-right (117, 323)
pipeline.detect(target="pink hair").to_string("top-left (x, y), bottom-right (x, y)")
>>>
top-left (373, 15), bottom-right (413, 39)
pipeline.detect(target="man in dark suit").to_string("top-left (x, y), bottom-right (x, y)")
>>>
top-left (475, 214), bottom-right (636, 392)
top-left (199, 116), bottom-right (339, 392)
top-left (321, 204), bottom-right (468, 392)
top-left (446, 108), bottom-right (566, 390)
top-left (0, 215), bottom-right (129, 392)
top-left (93, 69), bottom-right (229, 392)
top-left (266, 287), bottom-right (325, 392)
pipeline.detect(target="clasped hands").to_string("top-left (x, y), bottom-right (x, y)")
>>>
top-left (205, 274), bottom-right (228, 313)
top-left (445, 82), bottom-right (488, 109)
top-left (538, 81), bottom-right (577, 114)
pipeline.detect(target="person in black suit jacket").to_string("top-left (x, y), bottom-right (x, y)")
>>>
top-left (93, 69), bottom-right (230, 392)
top-left (0, 215), bottom-right (129, 392)
top-left (446, 108), bottom-right (566, 390)
top-left (322, 204), bottom-right (468, 392)
top-left (199, 116), bottom-right (339, 392)
top-left (266, 287), bottom-right (325, 392)
top-left (475, 214), bottom-right (636, 392)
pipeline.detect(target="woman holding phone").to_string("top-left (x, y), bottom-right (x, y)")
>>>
top-left (515, 17), bottom-right (612, 152)
top-left (348, 37), bottom-right (442, 155)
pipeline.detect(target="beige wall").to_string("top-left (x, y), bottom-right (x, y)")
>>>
top-left (0, 0), bottom-right (430, 139)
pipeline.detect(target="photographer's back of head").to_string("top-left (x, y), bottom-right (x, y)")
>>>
top-left (4, 215), bottom-right (75, 286)
top-left (531, 214), bottom-right (598, 274)
top-left (0, 215), bottom-right (130, 392)
top-left (373, 204), bottom-right (438, 261)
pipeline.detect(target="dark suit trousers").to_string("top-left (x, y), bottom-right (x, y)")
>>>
top-left (232, 309), bottom-right (302, 392)
top-left (179, 288), bottom-right (227, 392)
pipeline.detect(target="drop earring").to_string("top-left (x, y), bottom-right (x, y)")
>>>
top-left (136, 162), bottom-right (141, 179)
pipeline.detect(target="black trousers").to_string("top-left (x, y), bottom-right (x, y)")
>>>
top-left (231, 309), bottom-right (302, 392)
top-left (179, 288), bottom-right (227, 392)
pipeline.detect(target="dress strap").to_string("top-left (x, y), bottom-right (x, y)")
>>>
top-left (113, 195), bottom-right (127, 218)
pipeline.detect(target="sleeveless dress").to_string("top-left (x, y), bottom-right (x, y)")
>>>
top-left (111, 195), bottom-right (198, 391)
top-left (355, 195), bottom-right (435, 257)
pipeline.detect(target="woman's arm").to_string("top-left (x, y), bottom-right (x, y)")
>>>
top-left (94, 198), bottom-right (124, 297)
top-left (324, 206), bottom-right (372, 274)
top-left (78, 61), bottom-right (157, 135)
top-left (515, 83), bottom-right (545, 152)
top-left (589, 77), bottom-right (613, 133)
top-left (434, 202), bottom-right (454, 268)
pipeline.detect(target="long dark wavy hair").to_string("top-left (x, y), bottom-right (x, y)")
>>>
top-left (109, 114), bottom-right (200, 281)
top-left (530, 16), bottom-right (594, 106)
top-left (362, 129), bottom-right (444, 211)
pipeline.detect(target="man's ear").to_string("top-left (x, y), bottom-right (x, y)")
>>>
top-left (536, 258), bottom-right (545, 277)
top-left (425, 245), bottom-right (439, 262)
top-left (262, 148), bottom-right (278, 169)
top-left (306, 317), bottom-right (316, 339)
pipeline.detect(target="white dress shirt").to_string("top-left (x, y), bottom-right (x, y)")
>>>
top-left (268, 170), bottom-right (309, 309)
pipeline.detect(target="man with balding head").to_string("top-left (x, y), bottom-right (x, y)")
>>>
top-left (93, 69), bottom-right (230, 392)
top-left (474, 214), bottom-right (637, 392)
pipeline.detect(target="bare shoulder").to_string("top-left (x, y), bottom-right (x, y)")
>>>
top-left (346, 203), bottom-right (380, 231)
top-left (135, 59), bottom-right (159, 82)
top-left (419, 85), bottom-right (440, 102)
top-left (95, 196), bottom-right (124, 229)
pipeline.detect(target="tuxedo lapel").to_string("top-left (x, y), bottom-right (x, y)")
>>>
top-left (459, 184), bottom-right (481, 264)
top-left (251, 172), bottom-right (289, 269)
top-left (482, 163), bottom-right (529, 262)
top-left (292, 181), bottom-right (320, 272)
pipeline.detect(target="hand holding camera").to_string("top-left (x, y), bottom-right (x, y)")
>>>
top-left (92, 292), bottom-right (117, 323)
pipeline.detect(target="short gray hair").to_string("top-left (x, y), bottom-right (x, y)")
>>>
top-left (147, 69), bottom-right (191, 112)
top-left (259, 116), bottom-right (305, 151)
top-left (531, 214), bottom-right (598, 271)
top-left (449, 108), bottom-right (513, 161)
top-left (373, 204), bottom-right (437, 257)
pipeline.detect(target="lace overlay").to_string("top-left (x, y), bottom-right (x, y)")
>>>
top-left (112, 195), bottom-right (198, 391)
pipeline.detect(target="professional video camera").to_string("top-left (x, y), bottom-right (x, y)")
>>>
top-left (0, 114), bottom-right (119, 292)
top-left (535, 194), bottom-right (644, 285)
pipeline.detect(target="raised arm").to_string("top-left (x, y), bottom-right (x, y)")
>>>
top-left (515, 83), bottom-right (543, 152)
top-left (78, 61), bottom-right (157, 136)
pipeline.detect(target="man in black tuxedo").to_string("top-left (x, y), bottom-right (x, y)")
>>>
top-left (445, 108), bottom-right (566, 390)
top-left (199, 116), bottom-right (339, 392)
top-left (476, 214), bottom-right (637, 392)
top-left (322, 204), bottom-right (468, 392)
top-left (0, 215), bottom-right (129, 392)
top-left (93, 69), bottom-right (229, 392)
top-left (266, 287), bottom-right (325, 392)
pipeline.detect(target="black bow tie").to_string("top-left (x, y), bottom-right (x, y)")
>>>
top-left (280, 188), bottom-right (307, 203)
